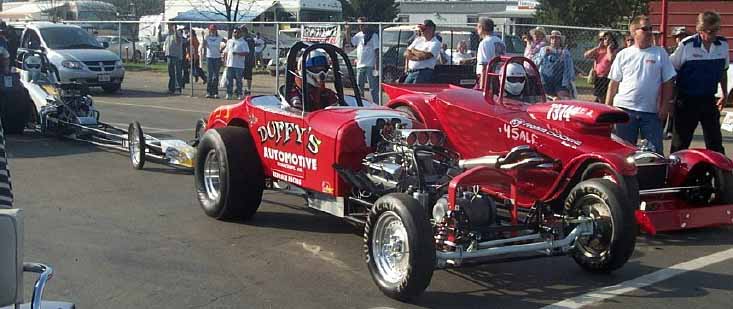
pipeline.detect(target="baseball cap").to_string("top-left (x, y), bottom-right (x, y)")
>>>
top-left (418, 19), bottom-right (436, 31)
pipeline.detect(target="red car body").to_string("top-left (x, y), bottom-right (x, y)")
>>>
top-left (384, 56), bottom-right (733, 235)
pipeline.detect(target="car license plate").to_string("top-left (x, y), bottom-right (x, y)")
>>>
top-left (98, 74), bottom-right (111, 82)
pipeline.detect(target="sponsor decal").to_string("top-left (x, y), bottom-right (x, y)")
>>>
top-left (263, 147), bottom-right (318, 172)
top-left (500, 123), bottom-right (538, 144)
top-left (546, 103), bottom-right (592, 122)
top-left (508, 118), bottom-right (582, 147)
top-left (322, 181), bottom-right (334, 194)
top-left (257, 121), bottom-right (322, 154)
top-left (272, 170), bottom-right (303, 186)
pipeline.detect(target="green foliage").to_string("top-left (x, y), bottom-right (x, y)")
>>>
top-left (535, 0), bottom-right (649, 28)
top-left (341, 0), bottom-right (398, 22)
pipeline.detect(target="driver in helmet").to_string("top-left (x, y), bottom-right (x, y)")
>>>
top-left (289, 49), bottom-right (339, 111)
top-left (503, 62), bottom-right (527, 99)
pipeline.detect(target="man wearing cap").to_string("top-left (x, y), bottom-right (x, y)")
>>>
top-left (202, 24), bottom-right (225, 98)
top-left (476, 17), bottom-right (506, 87)
top-left (403, 20), bottom-right (442, 84)
top-left (669, 11), bottom-right (729, 154)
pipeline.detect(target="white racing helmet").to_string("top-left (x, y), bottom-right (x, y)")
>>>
top-left (304, 49), bottom-right (329, 88)
top-left (504, 62), bottom-right (526, 96)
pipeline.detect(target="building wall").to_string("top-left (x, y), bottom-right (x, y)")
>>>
top-left (648, 1), bottom-right (733, 58)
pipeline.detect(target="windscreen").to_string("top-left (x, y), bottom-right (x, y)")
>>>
top-left (41, 27), bottom-right (103, 49)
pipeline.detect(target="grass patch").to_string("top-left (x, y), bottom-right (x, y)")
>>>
top-left (124, 62), bottom-right (168, 74)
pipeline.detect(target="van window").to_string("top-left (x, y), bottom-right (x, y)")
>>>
top-left (40, 27), bottom-right (103, 50)
top-left (21, 30), bottom-right (41, 49)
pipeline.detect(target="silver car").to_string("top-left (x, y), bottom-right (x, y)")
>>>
top-left (97, 35), bottom-right (143, 61)
top-left (17, 22), bottom-right (125, 93)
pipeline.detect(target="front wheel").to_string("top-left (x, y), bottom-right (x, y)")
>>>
top-left (128, 121), bottom-right (146, 170)
top-left (365, 193), bottom-right (435, 301)
top-left (565, 179), bottom-right (636, 273)
top-left (194, 127), bottom-right (264, 220)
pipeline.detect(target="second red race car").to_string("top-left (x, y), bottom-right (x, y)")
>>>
top-left (384, 56), bottom-right (733, 235)
top-left (193, 43), bottom-right (636, 301)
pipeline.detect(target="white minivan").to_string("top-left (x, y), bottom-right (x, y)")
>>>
top-left (17, 22), bottom-right (125, 93)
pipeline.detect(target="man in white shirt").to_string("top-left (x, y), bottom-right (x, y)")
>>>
top-left (346, 16), bottom-right (380, 102)
top-left (222, 26), bottom-right (250, 100)
top-left (254, 32), bottom-right (266, 69)
top-left (669, 11), bottom-right (729, 154)
top-left (403, 20), bottom-right (442, 84)
top-left (606, 15), bottom-right (676, 154)
top-left (202, 24), bottom-right (225, 98)
top-left (476, 17), bottom-right (505, 87)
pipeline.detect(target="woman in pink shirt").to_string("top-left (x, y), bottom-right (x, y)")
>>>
top-left (584, 31), bottom-right (619, 102)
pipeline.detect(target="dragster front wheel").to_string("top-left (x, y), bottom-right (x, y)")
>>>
top-left (565, 179), bottom-right (636, 273)
top-left (128, 121), bottom-right (146, 170)
top-left (365, 193), bottom-right (435, 301)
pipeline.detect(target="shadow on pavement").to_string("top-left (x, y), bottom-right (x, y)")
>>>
top-left (5, 131), bottom-right (100, 159)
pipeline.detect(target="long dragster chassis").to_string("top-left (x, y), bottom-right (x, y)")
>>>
top-left (39, 115), bottom-right (198, 171)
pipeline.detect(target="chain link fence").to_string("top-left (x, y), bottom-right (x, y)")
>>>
top-left (13, 20), bottom-right (627, 103)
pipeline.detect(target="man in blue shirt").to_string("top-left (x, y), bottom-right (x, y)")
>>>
top-left (670, 11), bottom-right (729, 154)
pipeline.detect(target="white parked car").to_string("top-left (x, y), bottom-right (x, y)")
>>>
top-left (17, 22), bottom-right (125, 93)
top-left (97, 35), bottom-right (143, 61)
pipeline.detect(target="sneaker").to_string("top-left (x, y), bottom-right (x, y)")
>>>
top-left (205, 94), bottom-right (213, 98)
top-left (213, 94), bottom-right (219, 99)
top-left (244, 90), bottom-right (251, 95)
top-left (226, 94), bottom-right (233, 100)
top-left (238, 95), bottom-right (244, 100)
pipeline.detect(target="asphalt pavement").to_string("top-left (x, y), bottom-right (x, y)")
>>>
top-left (6, 71), bottom-right (733, 308)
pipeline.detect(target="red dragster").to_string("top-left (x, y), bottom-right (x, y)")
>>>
top-left (194, 44), bottom-right (636, 301)
top-left (384, 56), bottom-right (733, 235)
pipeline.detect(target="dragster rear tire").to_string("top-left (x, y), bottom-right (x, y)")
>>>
top-left (195, 127), bottom-right (264, 220)
top-left (128, 122), bottom-right (146, 170)
top-left (365, 193), bottom-right (435, 301)
top-left (565, 179), bottom-right (636, 273)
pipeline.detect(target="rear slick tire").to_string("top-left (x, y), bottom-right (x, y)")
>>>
top-left (565, 179), bottom-right (636, 273)
top-left (195, 127), bottom-right (263, 220)
top-left (365, 193), bottom-right (435, 301)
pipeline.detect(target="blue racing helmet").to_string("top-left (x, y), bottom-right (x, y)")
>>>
top-left (305, 49), bottom-right (329, 72)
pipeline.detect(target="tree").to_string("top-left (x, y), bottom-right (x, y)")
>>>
top-left (535, 0), bottom-right (649, 28)
top-left (341, 0), bottom-right (398, 22)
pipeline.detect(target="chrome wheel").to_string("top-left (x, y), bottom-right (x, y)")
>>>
top-left (372, 211), bottom-right (410, 284)
top-left (575, 194), bottom-right (614, 259)
top-left (129, 131), bottom-right (140, 165)
top-left (203, 150), bottom-right (222, 201)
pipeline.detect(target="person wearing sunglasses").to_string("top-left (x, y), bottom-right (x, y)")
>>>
top-left (606, 15), bottom-right (676, 154)
top-left (669, 11), bottom-right (729, 154)
top-left (585, 31), bottom-right (619, 103)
